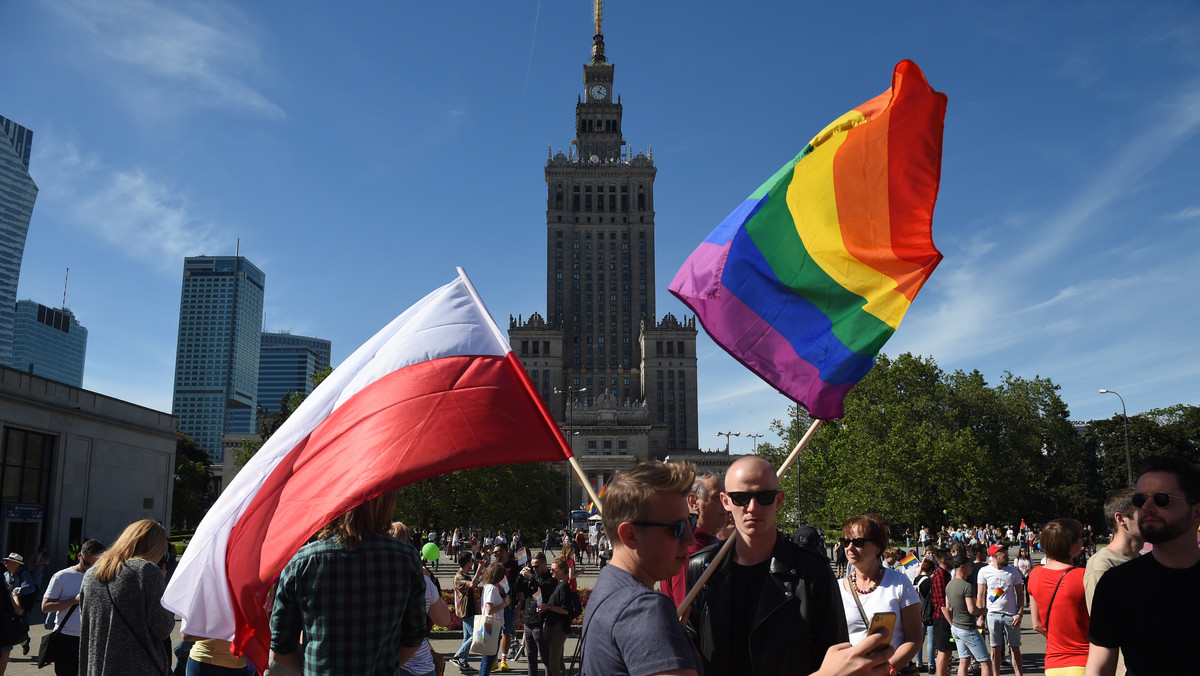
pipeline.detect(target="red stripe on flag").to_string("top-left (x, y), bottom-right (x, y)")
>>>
top-left (224, 354), bottom-right (570, 666)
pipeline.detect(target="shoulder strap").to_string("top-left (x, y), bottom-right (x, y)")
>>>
top-left (844, 575), bottom-right (871, 628)
top-left (1042, 566), bottom-right (1076, 635)
top-left (103, 580), bottom-right (169, 676)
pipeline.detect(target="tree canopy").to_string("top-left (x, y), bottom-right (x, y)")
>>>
top-left (755, 353), bottom-right (1151, 533)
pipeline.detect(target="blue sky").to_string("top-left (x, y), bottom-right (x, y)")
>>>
top-left (4, 1), bottom-right (1198, 453)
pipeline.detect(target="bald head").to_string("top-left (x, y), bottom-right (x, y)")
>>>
top-left (726, 456), bottom-right (778, 490)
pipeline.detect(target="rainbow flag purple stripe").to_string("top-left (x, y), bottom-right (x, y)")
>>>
top-left (669, 60), bottom-right (946, 419)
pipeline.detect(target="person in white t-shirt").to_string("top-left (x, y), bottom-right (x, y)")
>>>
top-left (41, 540), bottom-right (106, 676)
top-left (976, 543), bottom-right (1025, 676)
top-left (838, 514), bottom-right (922, 671)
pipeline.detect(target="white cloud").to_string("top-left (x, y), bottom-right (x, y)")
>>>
top-left (1166, 205), bottom-right (1200, 220)
top-left (46, 0), bottom-right (284, 121)
top-left (35, 135), bottom-right (224, 272)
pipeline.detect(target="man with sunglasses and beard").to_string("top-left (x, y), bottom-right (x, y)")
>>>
top-left (41, 540), bottom-right (105, 676)
top-left (1086, 455), bottom-right (1200, 676)
top-left (685, 456), bottom-right (892, 675)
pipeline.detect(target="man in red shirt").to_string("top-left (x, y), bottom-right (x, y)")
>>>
top-left (659, 472), bottom-right (727, 605)
top-left (929, 548), bottom-right (954, 676)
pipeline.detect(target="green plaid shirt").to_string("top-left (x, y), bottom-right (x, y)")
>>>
top-left (270, 533), bottom-right (429, 675)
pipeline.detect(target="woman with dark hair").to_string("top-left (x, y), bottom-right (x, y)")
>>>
top-left (477, 562), bottom-right (509, 676)
top-left (79, 520), bottom-right (175, 675)
top-left (1014, 547), bottom-right (1033, 607)
top-left (837, 514), bottom-right (922, 673)
top-left (912, 558), bottom-right (937, 673)
top-left (1027, 518), bottom-right (1088, 676)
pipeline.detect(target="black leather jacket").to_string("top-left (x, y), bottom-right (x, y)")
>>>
top-left (685, 532), bottom-right (848, 676)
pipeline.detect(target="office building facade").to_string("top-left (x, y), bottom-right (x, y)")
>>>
top-left (0, 117), bottom-right (38, 368)
top-left (10, 299), bottom-right (87, 387)
top-left (172, 256), bottom-right (265, 462)
top-left (509, 13), bottom-right (699, 510)
top-left (258, 331), bottom-right (331, 416)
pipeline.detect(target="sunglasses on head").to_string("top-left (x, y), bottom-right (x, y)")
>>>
top-left (631, 518), bottom-right (691, 540)
top-left (725, 490), bottom-right (780, 507)
top-left (838, 537), bottom-right (869, 548)
top-left (1132, 492), bottom-right (1190, 509)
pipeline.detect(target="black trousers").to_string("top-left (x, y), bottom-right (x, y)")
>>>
top-left (54, 634), bottom-right (80, 676)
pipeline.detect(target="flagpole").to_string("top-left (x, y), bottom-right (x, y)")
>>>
top-left (570, 456), bottom-right (604, 515)
top-left (677, 418), bottom-right (824, 620)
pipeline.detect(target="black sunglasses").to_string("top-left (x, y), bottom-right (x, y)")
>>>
top-left (631, 519), bottom-right (691, 540)
top-left (726, 490), bottom-right (780, 507)
top-left (839, 537), bottom-right (869, 548)
top-left (1132, 492), bottom-right (1190, 509)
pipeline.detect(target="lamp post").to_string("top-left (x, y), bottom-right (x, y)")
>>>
top-left (746, 433), bottom-right (764, 453)
top-left (555, 386), bottom-right (588, 521)
top-left (1099, 389), bottom-right (1133, 485)
top-left (717, 431), bottom-right (740, 453)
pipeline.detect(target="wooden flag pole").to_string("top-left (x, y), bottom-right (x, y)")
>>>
top-left (677, 418), bottom-right (825, 620)
top-left (569, 456), bottom-right (605, 515)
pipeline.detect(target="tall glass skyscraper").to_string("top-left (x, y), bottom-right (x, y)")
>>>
top-left (172, 256), bottom-right (265, 462)
top-left (10, 299), bottom-right (87, 387)
top-left (258, 331), bottom-right (332, 416)
top-left (0, 116), bottom-right (38, 368)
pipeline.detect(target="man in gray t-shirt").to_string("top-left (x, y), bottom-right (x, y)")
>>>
top-left (581, 462), bottom-right (700, 676)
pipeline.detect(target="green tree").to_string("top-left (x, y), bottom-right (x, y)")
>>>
top-left (394, 463), bottom-right (563, 533)
top-left (172, 433), bottom-right (213, 530)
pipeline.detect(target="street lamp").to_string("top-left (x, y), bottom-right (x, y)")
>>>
top-left (555, 386), bottom-right (588, 520)
top-left (717, 431), bottom-right (740, 453)
top-left (1099, 389), bottom-right (1133, 485)
top-left (746, 433), bottom-right (764, 453)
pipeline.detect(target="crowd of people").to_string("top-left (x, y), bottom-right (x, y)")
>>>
top-left (6, 451), bottom-right (1196, 676)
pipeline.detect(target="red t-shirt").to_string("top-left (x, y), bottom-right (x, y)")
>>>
top-left (1027, 565), bottom-right (1089, 668)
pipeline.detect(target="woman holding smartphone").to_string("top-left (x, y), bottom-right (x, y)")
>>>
top-left (837, 514), bottom-right (923, 674)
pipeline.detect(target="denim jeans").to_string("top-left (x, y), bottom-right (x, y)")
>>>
top-left (455, 615), bottom-right (475, 661)
top-left (921, 623), bottom-right (935, 665)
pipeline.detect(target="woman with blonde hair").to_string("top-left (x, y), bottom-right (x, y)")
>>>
top-left (79, 519), bottom-right (175, 675)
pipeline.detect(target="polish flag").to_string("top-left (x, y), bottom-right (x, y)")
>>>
top-left (161, 269), bottom-right (572, 669)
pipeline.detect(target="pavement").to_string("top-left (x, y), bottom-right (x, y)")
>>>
top-left (3, 546), bottom-right (1051, 675)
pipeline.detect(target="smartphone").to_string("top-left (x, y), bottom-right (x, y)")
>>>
top-left (865, 611), bottom-right (896, 652)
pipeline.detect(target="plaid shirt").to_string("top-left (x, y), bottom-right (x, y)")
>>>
top-left (930, 565), bottom-right (951, 618)
top-left (270, 533), bottom-right (428, 675)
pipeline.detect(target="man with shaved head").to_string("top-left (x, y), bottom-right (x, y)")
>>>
top-left (685, 456), bottom-right (893, 675)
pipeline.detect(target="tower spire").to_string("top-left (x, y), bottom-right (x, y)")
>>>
top-left (591, 0), bottom-right (606, 64)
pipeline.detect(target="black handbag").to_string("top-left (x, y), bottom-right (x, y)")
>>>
top-left (37, 604), bottom-right (76, 669)
top-left (0, 611), bottom-right (29, 649)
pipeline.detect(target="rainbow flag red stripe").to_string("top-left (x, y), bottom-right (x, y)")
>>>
top-left (900, 553), bottom-right (918, 569)
top-left (669, 60), bottom-right (946, 419)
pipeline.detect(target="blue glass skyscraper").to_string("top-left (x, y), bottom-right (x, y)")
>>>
top-left (10, 299), bottom-right (87, 387)
top-left (172, 256), bottom-right (265, 462)
top-left (258, 332), bottom-right (332, 416)
top-left (0, 116), bottom-right (38, 368)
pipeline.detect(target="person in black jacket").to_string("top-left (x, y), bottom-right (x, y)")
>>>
top-left (515, 552), bottom-right (557, 675)
top-left (684, 456), bottom-right (892, 676)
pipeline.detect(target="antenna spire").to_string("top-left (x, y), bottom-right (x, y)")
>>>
top-left (591, 0), bottom-right (606, 64)
top-left (62, 268), bottom-right (69, 310)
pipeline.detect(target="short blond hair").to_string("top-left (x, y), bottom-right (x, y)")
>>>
top-left (601, 461), bottom-right (694, 545)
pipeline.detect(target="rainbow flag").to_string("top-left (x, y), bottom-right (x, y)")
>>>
top-left (900, 553), bottom-right (918, 570)
top-left (586, 483), bottom-right (607, 516)
top-left (668, 60), bottom-right (946, 420)
top-left (988, 587), bottom-right (1005, 604)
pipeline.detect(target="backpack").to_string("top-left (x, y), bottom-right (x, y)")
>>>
top-left (916, 573), bottom-right (935, 626)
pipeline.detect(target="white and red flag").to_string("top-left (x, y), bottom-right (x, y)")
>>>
top-left (161, 269), bottom-right (572, 669)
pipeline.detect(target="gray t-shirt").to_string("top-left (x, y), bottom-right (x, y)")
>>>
top-left (946, 577), bottom-right (976, 630)
top-left (581, 565), bottom-right (698, 676)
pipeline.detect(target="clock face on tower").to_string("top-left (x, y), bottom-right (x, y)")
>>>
top-left (590, 84), bottom-right (607, 101)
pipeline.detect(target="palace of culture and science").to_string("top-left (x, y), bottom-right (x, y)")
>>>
top-left (510, 6), bottom-right (727, 510)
